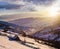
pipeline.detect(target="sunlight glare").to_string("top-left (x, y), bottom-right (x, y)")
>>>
top-left (47, 0), bottom-right (60, 18)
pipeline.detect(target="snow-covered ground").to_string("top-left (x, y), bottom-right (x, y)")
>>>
top-left (0, 14), bottom-right (60, 49)
top-left (0, 36), bottom-right (56, 49)
top-left (33, 26), bottom-right (60, 41)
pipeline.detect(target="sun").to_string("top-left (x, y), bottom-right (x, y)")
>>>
top-left (48, 6), bottom-right (59, 17)
top-left (47, 0), bottom-right (60, 18)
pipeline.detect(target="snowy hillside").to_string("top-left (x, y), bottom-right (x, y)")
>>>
top-left (0, 14), bottom-right (60, 49)
top-left (0, 35), bottom-right (56, 49)
top-left (0, 21), bottom-right (60, 49)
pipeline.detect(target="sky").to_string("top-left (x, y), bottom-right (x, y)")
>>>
top-left (0, 0), bottom-right (60, 16)
top-left (0, 0), bottom-right (55, 11)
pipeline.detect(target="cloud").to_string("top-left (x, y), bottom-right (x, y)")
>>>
top-left (23, 0), bottom-right (55, 5)
top-left (0, 1), bottom-right (36, 11)
top-left (0, 0), bottom-right (55, 5)
top-left (0, 1), bottom-right (21, 9)
top-left (0, 0), bottom-right (56, 12)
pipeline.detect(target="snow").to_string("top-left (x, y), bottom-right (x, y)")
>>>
top-left (0, 36), bottom-right (56, 49)
top-left (0, 15), bottom-right (60, 49)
